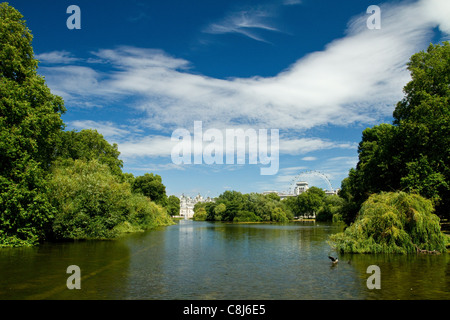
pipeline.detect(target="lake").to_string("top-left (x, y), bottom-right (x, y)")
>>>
top-left (0, 220), bottom-right (448, 300)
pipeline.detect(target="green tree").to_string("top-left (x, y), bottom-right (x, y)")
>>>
top-left (132, 173), bottom-right (168, 206)
top-left (216, 191), bottom-right (244, 221)
top-left (338, 174), bottom-right (361, 225)
top-left (48, 159), bottom-right (130, 239)
top-left (204, 202), bottom-right (217, 221)
top-left (213, 203), bottom-right (226, 221)
top-left (48, 159), bottom-right (173, 240)
top-left (55, 129), bottom-right (123, 177)
top-left (166, 195), bottom-right (180, 216)
top-left (316, 195), bottom-right (345, 222)
top-left (284, 195), bottom-right (301, 217)
top-left (342, 42), bottom-right (450, 223)
top-left (393, 43), bottom-right (450, 218)
top-left (270, 207), bottom-right (289, 223)
top-left (234, 210), bottom-right (261, 222)
top-left (193, 207), bottom-right (207, 221)
top-left (0, 3), bottom-right (65, 246)
top-left (296, 187), bottom-right (325, 217)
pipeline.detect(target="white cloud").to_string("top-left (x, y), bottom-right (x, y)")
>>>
top-left (117, 135), bottom-right (175, 158)
top-left (203, 8), bottom-right (281, 43)
top-left (278, 166), bottom-right (308, 174)
top-left (37, 0), bottom-right (450, 160)
top-left (108, 127), bottom-right (356, 160)
top-left (50, 1), bottom-right (448, 128)
top-left (301, 156), bottom-right (317, 161)
top-left (38, 65), bottom-right (104, 107)
top-left (279, 137), bottom-right (356, 155)
top-left (69, 120), bottom-right (131, 138)
top-left (36, 51), bottom-right (80, 64)
top-left (125, 163), bottom-right (186, 172)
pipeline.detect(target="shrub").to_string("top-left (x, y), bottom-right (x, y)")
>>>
top-left (124, 193), bottom-right (173, 231)
top-left (233, 210), bottom-right (261, 222)
top-left (329, 192), bottom-right (447, 254)
top-left (193, 207), bottom-right (207, 221)
top-left (270, 207), bottom-right (289, 223)
top-left (48, 159), bottom-right (173, 240)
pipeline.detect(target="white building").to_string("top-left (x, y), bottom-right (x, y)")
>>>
top-left (325, 189), bottom-right (340, 196)
top-left (294, 181), bottom-right (309, 195)
top-left (263, 181), bottom-right (339, 199)
top-left (263, 181), bottom-right (310, 200)
top-left (179, 194), bottom-right (214, 219)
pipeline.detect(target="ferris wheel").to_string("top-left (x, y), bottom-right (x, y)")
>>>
top-left (286, 170), bottom-right (334, 194)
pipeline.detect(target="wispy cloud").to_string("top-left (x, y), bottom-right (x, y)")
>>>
top-left (69, 120), bottom-right (131, 138)
top-left (203, 8), bottom-right (281, 43)
top-left (283, 0), bottom-right (302, 5)
top-left (36, 51), bottom-right (81, 64)
top-left (279, 138), bottom-right (357, 155)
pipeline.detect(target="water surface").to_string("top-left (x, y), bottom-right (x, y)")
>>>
top-left (0, 220), bottom-right (448, 299)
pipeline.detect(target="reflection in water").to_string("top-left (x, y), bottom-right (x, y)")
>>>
top-left (0, 220), bottom-right (448, 299)
top-left (0, 240), bottom-right (131, 299)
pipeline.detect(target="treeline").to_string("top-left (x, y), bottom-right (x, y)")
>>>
top-left (193, 188), bottom-right (344, 223)
top-left (193, 191), bottom-right (292, 223)
top-left (0, 4), bottom-right (176, 247)
top-left (330, 42), bottom-right (450, 253)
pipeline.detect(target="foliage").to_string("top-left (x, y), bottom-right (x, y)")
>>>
top-left (296, 187), bottom-right (326, 216)
top-left (123, 193), bottom-right (174, 231)
top-left (0, 159), bottom-right (56, 247)
top-left (0, 3), bottom-right (65, 247)
top-left (132, 173), bottom-right (168, 206)
top-left (338, 174), bottom-right (362, 225)
top-left (48, 159), bottom-right (173, 240)
top-left (284, 187), bottom-right (339, 220)
top-left (55, 129), bottom-right (123, 177)
top-left (166, 195), bottom-right (180, 216)
top-left (213, 203), bottom-right (226, 221)
top-left (341, 42), bottom-right (450, 223)
top-left (329, 192), bottom-right (447, 254)
top-left (269, 207), bottom-right (289, 223)
top-left (193, 188), bottom-right (344, 223)
top-left (316, 195), bottom-right (345, 222)
top-left (193, 191), bottom-right (293, 223)
top-left (0, 3), bottom-right (175, 247)
top-left (193, 207), bottom-right (207, 221)
top-left (234, 210), bottom-right (262, 222)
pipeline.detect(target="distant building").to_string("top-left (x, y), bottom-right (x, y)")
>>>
top-left (263, 181), bottom-right (339, 200)
top-left (263, 181), bottom-right (309, 200)
top-left (325, 189), bottom-right (340, 196)
top-left (179, 194), bottom-right (214, 219)
top-left (294, 181), bottom-right (309, 195)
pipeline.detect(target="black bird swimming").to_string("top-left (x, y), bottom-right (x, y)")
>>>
top-left (328, 256), bottom-right (339, 264)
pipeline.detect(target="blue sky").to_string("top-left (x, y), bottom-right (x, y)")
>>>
top-left (8, 0), bottom-right (450, 198)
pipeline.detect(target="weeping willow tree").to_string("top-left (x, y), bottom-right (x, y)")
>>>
top-left (329, 192), bottom-right (448, 254)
